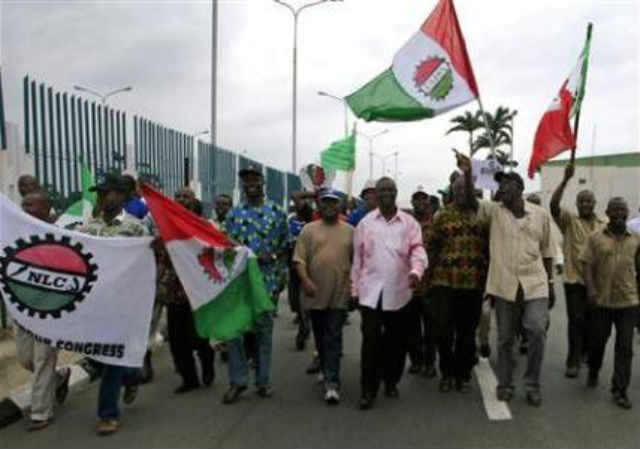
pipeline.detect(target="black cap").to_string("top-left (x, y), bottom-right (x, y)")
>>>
top-left (239, 165), bottom-right (263, 179)
top-left (494, 171), bottom-right (524, 190)
top-left (89, 173), bottom-right (128, 193)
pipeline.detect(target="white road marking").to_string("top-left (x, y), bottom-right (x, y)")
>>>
top-left (474, 357), bottom-right (512, 421)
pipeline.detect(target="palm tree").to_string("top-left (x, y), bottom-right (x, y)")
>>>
top-left (472, 106), bottom-right (518, 157)
top-left (445, 110), bottom-right (483, 156)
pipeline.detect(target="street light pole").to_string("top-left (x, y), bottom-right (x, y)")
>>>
top-left (358, 129), bottom-right (389, 179)
top-left (73, 85), bottom-right (133, 104)
top-left (274, 0), bottom-right (342, 173)
top-left (318, 90), bottom-right (348, 137)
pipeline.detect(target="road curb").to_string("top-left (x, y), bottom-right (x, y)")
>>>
top-left (0, 334), bottom-right (165, 430)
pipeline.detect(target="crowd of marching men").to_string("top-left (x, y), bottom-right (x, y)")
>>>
top-left (9, 149), bottom-right (640, 435)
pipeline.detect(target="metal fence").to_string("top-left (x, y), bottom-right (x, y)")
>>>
top-left (133, 116), bottom-right (193, 198)
top-left (23, 75), bottom-right (128, 201)
top-left (198, 141), bottom-right (236, 216)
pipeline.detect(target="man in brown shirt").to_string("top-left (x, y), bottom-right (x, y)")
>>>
top-left (294, 189), bottom-right (354, 405)
top-left (551, 163), bottom-right (606, 378)
top-left (581, 197), bottom-right (640, 409)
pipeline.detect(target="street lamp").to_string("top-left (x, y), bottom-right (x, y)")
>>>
top-left (73, 85), bottom-right (133, 104)
top-left (358, 129), bottom-right (389, 179)
top-left (194, 130), bottom-right (210, 139)
top-left (378, 150), bottom-right (399, 179)
top-left (273, 0), bottom-right (343, 173)
top-left (317, 90), bottom-right (348, 137)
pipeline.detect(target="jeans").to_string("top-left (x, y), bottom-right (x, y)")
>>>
top-left (495, 290), bottom-right (548, 392)
top-left (359, 300), bottom-right (410, 396)
top-left (228, 311), bottom-right (274, 387)
top-left (97, 364), bottom-right (139, 420)
top-left (564, 283), bottom-right (591, 368)
top-left (588, 306), bottom-right (638, 394)
top-left (309, 309), bottom-right (345, 387)
top-left (429, 287), bottom-right (483, 381)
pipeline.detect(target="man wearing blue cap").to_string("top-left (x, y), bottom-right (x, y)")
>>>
top-left (293, 189), bottom-right (354, 404)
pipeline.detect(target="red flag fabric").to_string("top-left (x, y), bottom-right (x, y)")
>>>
top-left (527, 82), bottom-right (576, 178)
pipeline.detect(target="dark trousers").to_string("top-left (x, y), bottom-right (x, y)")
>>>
top-left (429, 287), bottom-right (483, 381)
top-left (588, 306), bottom-right (637, 394)
top-left (167, 303), bottom-right (214, 386)
top-left (309, 309), bottom-right (345, 387)
top-left (407, 295), bottom-right (436, 368)
top-left (359, 300), bottom-right (410, 396)
top-left (564, 283), bottom-right (591, 368)
top-left (288, 267), bottom-right (311, 341)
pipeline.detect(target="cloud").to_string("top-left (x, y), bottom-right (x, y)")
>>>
top-left (1, 0), bottom-right (638, 205)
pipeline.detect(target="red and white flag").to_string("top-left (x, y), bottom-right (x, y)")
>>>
top-left (528, 25), bottom-right (592, 178)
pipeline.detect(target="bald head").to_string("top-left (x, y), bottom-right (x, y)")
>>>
top-left (606, 196), bottom-right (628, 233)
top-left (18, 175), bottom-right (39, 198)
top-left (375, 177), bottom-right (397, 211)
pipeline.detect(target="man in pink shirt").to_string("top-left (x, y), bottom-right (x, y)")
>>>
top-left (351, 177), bottom-right (428, 410)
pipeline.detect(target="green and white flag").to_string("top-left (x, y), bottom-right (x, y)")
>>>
top-left (56, 164), bottom-right (96, 229)
top-left (346, 0), bottom-right (479, 122)
top-left (321, 130), bottom-right (356, 172)
top-left (142, 184), bottom-right (274, 341)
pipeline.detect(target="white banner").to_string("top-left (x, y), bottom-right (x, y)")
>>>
top-left (472, 159), bottom-right (503, 191)
top-left (0, 194), bottom-right (156, 367)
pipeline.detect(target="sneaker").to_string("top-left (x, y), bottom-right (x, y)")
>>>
top-left (325, 388), bottom-right (340, 405)
top-left (256, 385), bottom-right (273, 398)
top-left (316, 372), bottom-right (325, 384)
top-left (96, 419), bottom-right (120, 436)
top-left (123, 385), bottom-right (138, 405)
top-left (222, 384), bottom-right (247, 404)
top-left (27, 418), bottom-right (51, 432)
top-left (55, 367), bottom-right (71, 405)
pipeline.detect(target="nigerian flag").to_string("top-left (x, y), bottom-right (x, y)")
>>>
top-left (346, 0), bottom-right (479, 122)
top-left (56, 164), bottom-right (96, 229)
top-left (142, 184), bottom-right (274, 341)
top-left (321, 130), bottom-right (356, 172)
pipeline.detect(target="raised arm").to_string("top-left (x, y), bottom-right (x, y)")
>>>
top-left (550, 163), bottom-right (574, 227)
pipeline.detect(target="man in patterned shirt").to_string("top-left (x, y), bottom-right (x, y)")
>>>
top-left (76, 173), bottom-right (148, 436)
top-left (222, 166), bottom-right (288, 404)
top-left (427, 176), bottom-right (489, 393)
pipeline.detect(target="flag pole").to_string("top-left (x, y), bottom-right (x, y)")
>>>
top-left (570, 22), bottom-right (593, 164)
top-left (346, 122), bottom-right (356, 204)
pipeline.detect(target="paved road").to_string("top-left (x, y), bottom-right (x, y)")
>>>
top-left (4, 288), bottom-right (640, 448)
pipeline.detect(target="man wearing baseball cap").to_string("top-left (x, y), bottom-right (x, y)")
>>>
top-left (347, 180), bottom-right (377, 227)
top-left (78, 172), bottom-right (149, 435)
top-left (293, 188), bottom-right (354, 404)
top-left (459, 155), bottom-right (555, 407)
top-left (222, 165), bottom-right (288, 404)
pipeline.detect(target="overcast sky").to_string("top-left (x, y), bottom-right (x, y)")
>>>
top-left (2, 0), bottom-right (638, 203)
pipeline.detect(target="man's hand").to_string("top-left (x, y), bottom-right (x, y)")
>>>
top-left (348, 296), bottom-right (359, 312)
top-left (563, 163), bottom-right (575, 182)
top-left (301, 278), bottom-right (317, 298)
top-left (548, 285), bottom-right (556, 310)
top-left (258, 253), bottom-right (275, 265)
top-left (454, 149), bottom-right (471, 173)
top-left (409, 273), bottom-right (420, 289)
